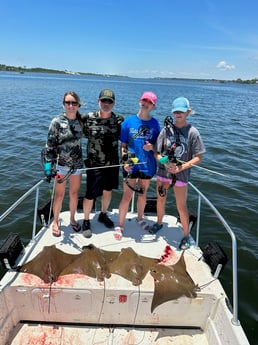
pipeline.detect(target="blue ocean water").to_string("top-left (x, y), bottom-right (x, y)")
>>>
top-left (0, 72), bottom-right (257, 343)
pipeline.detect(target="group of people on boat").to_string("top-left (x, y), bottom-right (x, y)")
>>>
top-left (44, 89), bottom-right (205, 250)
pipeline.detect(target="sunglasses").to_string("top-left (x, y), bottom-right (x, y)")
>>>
top-left (100, 99), bottom-right (114, 104)
top-left (64, 101), bottom-right (79, 106)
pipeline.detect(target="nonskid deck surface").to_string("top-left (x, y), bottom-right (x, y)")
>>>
top-left (7, 322), bottom-right (209, 345)
top-left (23, 209), bottom-right (189, 258)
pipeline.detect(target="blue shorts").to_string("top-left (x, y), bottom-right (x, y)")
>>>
top-left (56, 164), bottom-right (82, 176)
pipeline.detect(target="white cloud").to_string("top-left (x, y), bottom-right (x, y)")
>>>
top-left (216, 60), bottom-right (235, 70)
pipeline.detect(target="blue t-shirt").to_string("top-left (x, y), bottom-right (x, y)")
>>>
top-left (120, 115), bottom-right (160, 177)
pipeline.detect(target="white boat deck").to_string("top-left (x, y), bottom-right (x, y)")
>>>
top-left (3, 209), bottom-right (217, 293)
top-left (0, 208), bottom-right (250, 344)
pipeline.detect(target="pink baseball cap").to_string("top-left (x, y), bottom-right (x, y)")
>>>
top-left (140, 91), bottom-right (157, 105)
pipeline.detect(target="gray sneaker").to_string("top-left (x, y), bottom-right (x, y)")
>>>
top-left (82, 219), bottom-right (92, 238)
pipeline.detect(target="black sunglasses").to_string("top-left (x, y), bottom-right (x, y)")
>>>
top-left (100, 99), bottom-right (114, 104)
top-left (64, 101), bottom-right (79, 106)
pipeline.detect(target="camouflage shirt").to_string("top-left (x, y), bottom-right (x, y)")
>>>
top-left (82, 111), bottom-right (124, 168)
top-left (46, 113), bottom-right (83, 169)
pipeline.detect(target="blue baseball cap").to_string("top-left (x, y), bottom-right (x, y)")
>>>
top-left (171, 97), bottom-right (190, 113)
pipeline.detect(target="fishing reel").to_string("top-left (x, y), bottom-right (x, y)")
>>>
top-left (167, 145), bottom-right (181, 164)
top-left (121, 151), bottom-right (144, 194)
top-left (160, 144), bottom-right (183, 165)
top-left (166, 147), bottom-right (182, 166)
top-left (121, 125), bottom-right (149, 166)
top-left (121, 151), bottom-right (139, 166)
top-left (41, 147), bottom-right (58, 182)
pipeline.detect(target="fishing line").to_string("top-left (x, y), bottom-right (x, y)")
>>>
top-left (97, 278), bottom-right (107, 323)
top-left (92, 278), bottom-right (107, 344)
top-left (197, 278), bottom-right (218, 290)
top-left (133, 285), bottom-right (141, 325)
top-left (47, 263), bottom-right (53, 314)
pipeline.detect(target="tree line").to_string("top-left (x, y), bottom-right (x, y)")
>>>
top-left (0, 64), bottom-right (257, 84)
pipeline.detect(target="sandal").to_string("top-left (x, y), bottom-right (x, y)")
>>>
top-left (149, 223), bottom-right (163, 234)
top-left (52, 225), bottom-right (61, 237)
top-left (136, 218), bottom-right (150, 231)
top-left (114, 226), bottom-right (124, 240)
top-left (179, 236), bottom-right (190, 250)
top-left (70, 222), bottom-right (81, 232)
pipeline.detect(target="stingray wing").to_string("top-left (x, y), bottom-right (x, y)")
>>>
top-left (150, 253), bottom-right (197, 312)
top-left (108, 248), bottom-right (157, 285)
top-left (16, 245), bottom-right (78, 283)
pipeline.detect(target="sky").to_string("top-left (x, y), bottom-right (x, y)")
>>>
top-left (1, 0), bottom-right (258, 80)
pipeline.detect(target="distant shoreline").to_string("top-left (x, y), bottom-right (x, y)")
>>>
top-left (0, 64), bottom-right (257, 84)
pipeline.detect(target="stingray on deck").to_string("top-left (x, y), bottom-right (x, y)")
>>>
top-left (108, 247), bottom-right (159, 286)
top-left (15, 244), bottom-right (198, 311)
top-left (149, 252), bottom-right (198, 312)
top-left (16, 244), bottom-right (119, 283)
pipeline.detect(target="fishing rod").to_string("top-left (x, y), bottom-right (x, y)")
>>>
top-left (43, 126), bottom-right (149, 191)
top-left (47, 154), bottom-right (59, 225)
top-left (78, 161), bottom-right (147, 172)
top-left (176, 159), bottom-right (226, 177)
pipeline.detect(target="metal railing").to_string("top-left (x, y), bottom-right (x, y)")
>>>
top-left (0, 179), bottom-right (240, 326)
top-left (188, 181), bottom-right (239, 326)
top-left (0, 179), bottom-right (45, 240)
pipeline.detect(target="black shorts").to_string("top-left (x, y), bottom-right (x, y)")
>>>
top-left (123, 170), bottom-right (152, 180)
top-left (85, 166), bottom-right (119, 199)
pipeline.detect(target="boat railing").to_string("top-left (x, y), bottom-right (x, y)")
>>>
top-left (0, 179), bottom-right (45, 240)
top-left (0, 178), bottom-right (240, 327)
top-left (188, 181), bottom-right (239, 327)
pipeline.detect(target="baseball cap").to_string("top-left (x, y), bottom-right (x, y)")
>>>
top-left (99, 89), bottom-right (115, 102)
top-left (140, 91), bottom-right (157, 105)
top-left (171, 97), bottom-right (190, 113)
